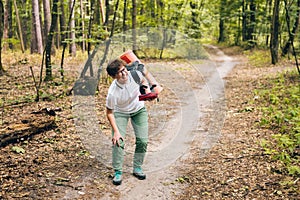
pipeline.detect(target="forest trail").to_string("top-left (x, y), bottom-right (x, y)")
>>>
top-left (99, 45), bottom-right (239, 200)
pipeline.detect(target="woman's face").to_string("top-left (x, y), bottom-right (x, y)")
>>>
top-left (115, 65), bottom-right (128, 84)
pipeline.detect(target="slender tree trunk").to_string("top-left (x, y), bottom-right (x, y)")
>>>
top-left (43, 0), bottom-right (51, 41)
top-left (45, 0), bottom-right (58, 81)
top-left (265, 0), bottom-right (272, 46)
top-left (60, 0), bottom-right (66, 44)
top-left (218, 0), bottom-right (226, 42)
top-left (32, 0), bottom-right (43, 54)
top-left (69, 0), bottom-right (76, 56)
top-left (87, 0), bottom-right (95, 56)
top-left (282, 0), bottom-right (300, 56)
top-left (13, 0), bottom-right (24, 53)
top-left (242, 0), bottom-right (247, 41)
top-left (60, 0), bottom-right (75, 81)
top-left (0, 0), bottom-right (4, 75)
top-left (270, 0), bottom-right (280, 64)
top-left (132, 0), bottom-right (137, 52)
top-left (80, 0), bottom-right (86, 52)
top-left (122, 0), bottom-right (127, 51)
top-left (99, 0), bottom-right (105, 24)
top-left (4, 0), bottom-right (12, 50)
top-left (104, 0), bottom-right (109, 27)
top-left (248, 0), bottom-right (256, 46)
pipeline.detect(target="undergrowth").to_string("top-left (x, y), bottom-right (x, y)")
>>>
top-left (254, 70), bottom-right (300, 177)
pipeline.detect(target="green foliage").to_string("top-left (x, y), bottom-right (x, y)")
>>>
top-left (244, 49), bottom-right (271, 67)
top-left (258, 70), bottom-right (300, 177)
top-left (11, 146), bottom-right (26, 154)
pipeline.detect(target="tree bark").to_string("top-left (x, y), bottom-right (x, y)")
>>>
top-left (4, 0), bottom-right (12, 50)
top-left (45, 0), bottom-right (59, 81)
top-left (281, 0), bottom-right (300, 56)
top-left (13, 0), bottom-right (24, 53)
top-left (80, 0), bottom-right (86, 52)
top-left (104, 0), bottom-right (109, 27)
top-left (43, 0), bottom-right (51, 42)
top-left (122, 0), bottom-right (127, 50)
top-left (69, 0), bottom-right (76, 56)
top-left (31, 0), bottom-right (43, 54)
top-left (60, 0), bottom-right (75, 81)
top-left (132, 0), bottom-right (137, 52)
top-left (59, 0), bottom-right (66, 44)
top-left (270, 0), bottom-right (280, 64)
top-left (248, 0), bottom-right (256, 46)
top-left (99, 0), bottom-right (105, 24)
top-left (0, 0), bottom-right (4, 75)
top-left (87, 0), bottom-right (95, 56)
top-left (218, 0), bottom-right (226, 42)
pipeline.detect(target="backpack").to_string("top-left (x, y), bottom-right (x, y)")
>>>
top-left (126, 61), bottom-right (148, 94)
top-left (126, 61), bottom-right (158, 101)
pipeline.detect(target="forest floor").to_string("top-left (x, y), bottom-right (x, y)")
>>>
top-left (0, 46), bottom-right (299, 199)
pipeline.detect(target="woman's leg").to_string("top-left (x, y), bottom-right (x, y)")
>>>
top-left (112, 112), bottom-right (129, 172)
top-left (131, 107), bottom-right (148, 169)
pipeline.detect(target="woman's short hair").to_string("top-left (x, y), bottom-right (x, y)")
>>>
top-left (106, 59), bottom-right (126, 77)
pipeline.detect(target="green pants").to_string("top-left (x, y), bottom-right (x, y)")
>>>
top-left (112, 107), bottom-right (148, 172)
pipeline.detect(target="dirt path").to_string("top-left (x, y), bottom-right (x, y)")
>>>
top-left (90, 46), bottom-right (239, 199)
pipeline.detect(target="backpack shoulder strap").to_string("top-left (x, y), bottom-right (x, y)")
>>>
top-left (130, 70), bottom-right (141, 85)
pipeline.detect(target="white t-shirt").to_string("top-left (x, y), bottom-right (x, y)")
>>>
top-left (106, 71), bottom-right (144, 114)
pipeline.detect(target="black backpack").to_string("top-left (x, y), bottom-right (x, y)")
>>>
top-left (126, 61), bottom-right (149, 94)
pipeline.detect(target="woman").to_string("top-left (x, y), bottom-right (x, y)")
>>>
top-left (106, 59), bottom-right (150, 185)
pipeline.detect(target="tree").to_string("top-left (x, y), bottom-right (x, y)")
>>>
top-left (69, 0), bottom-right (76, 56)
top-left (270, 0), bottom-right (280, 64)
top-left (31, 0), bottom-right (43, 54)
top-left (43, 0), bottom-right (51, 42)
top-left (44, 0), bottom-right (59, 81)
top-left (0, 0), bottom-right (4, 75)
top-left (3, 0), bottom-right (12, 50)
top-left (132, 0), bottom-right (137, 51)
top-left (13, 0), bottom-right (24, 53)
top-left (248, 0), bottom-right (256, 46)
top-left (281, 0), bottom-right (300, 56)
top-left (218, 0), bottom-right (226, 42)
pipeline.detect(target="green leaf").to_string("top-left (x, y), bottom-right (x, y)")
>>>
top-left (11, 146), bottom-right (25, 154)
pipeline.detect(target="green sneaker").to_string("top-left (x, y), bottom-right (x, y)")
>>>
top-left (113, 171), bottom-right (122, 185)
top-left (133, 167), bottom-right (146, 180)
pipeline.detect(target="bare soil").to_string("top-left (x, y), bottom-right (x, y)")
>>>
top-left (0, 46), bottom-right (299, 200)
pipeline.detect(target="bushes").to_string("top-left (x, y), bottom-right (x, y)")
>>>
top-left (256, 70), bottom-right (300, 177)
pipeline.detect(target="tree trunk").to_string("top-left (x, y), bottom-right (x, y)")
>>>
top-left (87, 0), bottom-right (95, 56)
top-left (3, 0), bottom-right (12, 50)
top-left (248, 0), bottom-right (256, 46)
top-left (104, 0), bottom-right (109, 27)
top-left (0, 0), bottom-right (4, 75)
top-left (45, 0), bottom-right (59, 81)
top-left (59, 0), bottom-right (66, 44)
top-left (270, 0), bottom-right (280, 64)
top-left (132, 0), bottom-right (137, 52)
top-left (122, 0), bottom-right (127, 49)
top-left (99, 0), bottom-right (105, 24)
top-left (31, 0), bottom-right (43, 54)
top-left (80, 0), bottom-right (86, 52)
top-left (218, 0), bottom-right (226, 42)
top-left (69, 0), bottom-right (76, 56)
top-left (265, 0), bottom-right (272, 46)
top-left (60, 0), bottom-right (75, 81)
top-left (13, 0), bottom-right (24, 53)
top-left (43, 0), bottom-right (51, 42)
top-left (242, 0), bottom-right (247, 41)
top-left (281, 0), bottom-right (300, 56)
